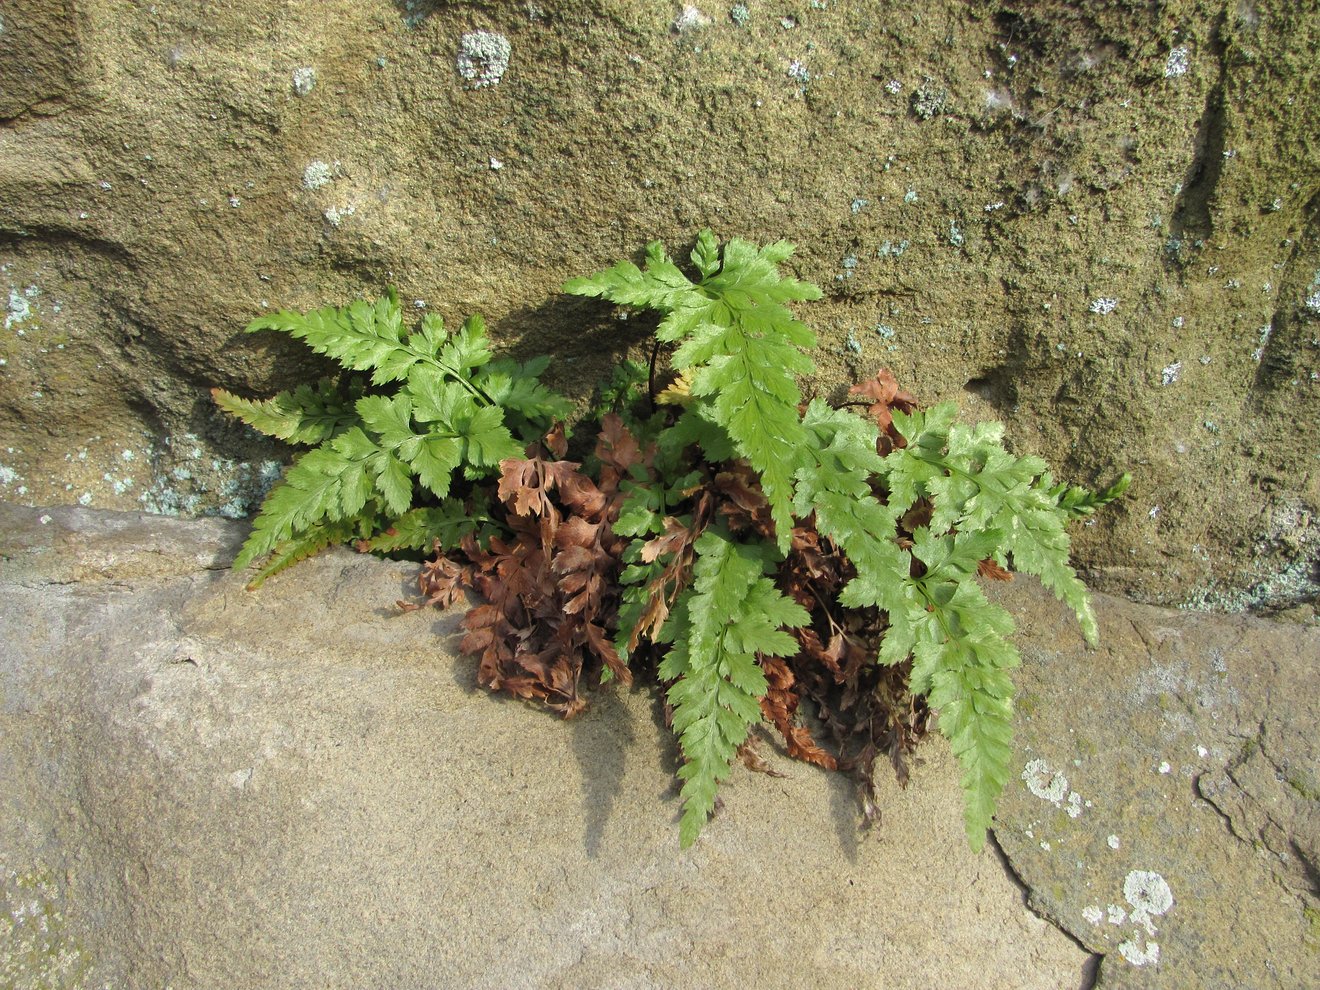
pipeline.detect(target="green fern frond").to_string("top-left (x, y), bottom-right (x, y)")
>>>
top-left (658, 528), bottom-right (809, 846)
top-left (210, 378), bottom-right (358, 445)
top-left (245, 517), bottom-right (367, 590)
top-left (562, 240), bottom-right (697, 314)
top-left (475, 356), bottom-right (575, 440)
top-left (233, 437), bottom-right (379, 571)
top-left (1045, 472), bottom-right (1132, 518)
top-left (880, 404), bottom-right (960, 518)
top-left (566, 231), bottom-right (821, 551)
top-left (903, 529), bottom-right (1021, 851)
top-left (247, 291), bottom-right (407, 385)
top-left (794, 400), bottom-right (908, 619)
top-left (886, 403), bottom-right (1101, 645)
top-left (224, 292), bottom-right (568, 579)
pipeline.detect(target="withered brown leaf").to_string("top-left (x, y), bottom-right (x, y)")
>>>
top-left (760, 655), bottom-right (838, 771)
top-left (849, 367), bottom-right (918, 452)
top-left (977, 557), bottom-right (1014, 581)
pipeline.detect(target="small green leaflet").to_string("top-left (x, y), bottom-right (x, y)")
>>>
top-left (247, 292), bottom-right (406, 385)
top-left (475, 357), bottom-right (574, 439)
top-left (243, 517), bottom-right (368, 590)
top-left (880, 403), bottom-right (959, 518)
top-left (355, 502), bottom-right (485, 553)
top-left (233, 439), bottom-right (376, 570)
top-left (562, 239), bottom-right (696, 315)
top-left (210, 378), bottom-right (359, 445)
top-left (1046, 472), bottom-right (1132, 518)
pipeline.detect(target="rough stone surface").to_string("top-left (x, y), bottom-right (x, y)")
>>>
top-left (1, 505), bottom-right (1090, 989)
top-left (0, 1), bottom-right (1317, 612)
top-left (989, 578), bottom-right (1320, 988)
top-left (4, 504), bottom-right (1318, 987)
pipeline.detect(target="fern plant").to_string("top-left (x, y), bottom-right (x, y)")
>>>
top-left (219, 235), bottom-right (1125, 852)
top-left (213, 288), bottom-right (571, 587)
top-left (565, 231), bottom-right (1126, 848)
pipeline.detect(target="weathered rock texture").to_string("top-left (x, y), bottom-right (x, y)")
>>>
top-left (3, 506), bottom-right (1318, 986)
top-left (990, 577), bottom-right (1320, 988)
top-left (1, 505), bottom-right (1092, 989)
top-left (0, 1), bottom-right (1316, 612)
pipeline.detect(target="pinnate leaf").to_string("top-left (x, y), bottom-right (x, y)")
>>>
top-left (904, 555), bottom-right (1020, 851)
top-left (562, 239), bottom-right (696, 312)
top-left (244, 518), bottom-right (365, 590)
top-left (224, 290), bottom-right (568, 579)
top-left (570, 231), bottom-right (822, 552)
top-left (659, 529), bottom-right (809, 846)
top-left (355, 501), bottom-right (483, 553)
top-left (210, 379), bottom-right (357, 445)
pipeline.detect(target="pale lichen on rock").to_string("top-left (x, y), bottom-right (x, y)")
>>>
top-left (1123, 869), bottom-right (1174, 932)
top-left (291, 66), bottom-right (316, 95)
top-left (1021, 759), bottom-right (1068, 803)
top-left (1, 868), bottom-right (93, 988)
top-left (456, 31), bottom-right (511, 89)
top-left (673, 6), bottom-right (711, 32)
top-left (302, 160), bottom-right (335, 191)
top-left (1163, 46), bottom-right (1190, 78)
top-left (1118, 935), bottom-right (1160, 966)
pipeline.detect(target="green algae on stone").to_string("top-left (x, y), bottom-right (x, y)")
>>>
top-left (1, 868), bottom-right (93, 990)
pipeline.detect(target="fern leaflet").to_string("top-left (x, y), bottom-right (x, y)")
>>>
top-left (210, 378), bottom-right (359, 445)
top-left (245, 517), bottom-right (369, 590)
top-left (354, 502), bottom-right (487, 554)
top-left (902, 528), bottom-right (1020, 850)
top-left (233, 438), bottom-right (375, 570)
top-left (247, 292), bottom-right (408, 385)
top-left (793, 400), bottom-right (908, 625)
top-left (1046, 472), bottom-right (1132, 519)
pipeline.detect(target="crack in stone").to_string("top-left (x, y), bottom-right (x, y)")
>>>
top-left (988, 830), bottom-right (1102, 990)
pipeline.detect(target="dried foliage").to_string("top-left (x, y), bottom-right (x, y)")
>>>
top-left (419, 419), bottom-right (637, 717)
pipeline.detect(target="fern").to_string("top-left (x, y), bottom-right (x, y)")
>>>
top-left (657, 528), bottom-right (810, 846)
top-left (220, 235), bottom-right (1125, 853)
top-left (566, 229), bottom-right (819, 552)
top-left (567, 232), bottom-right (1124, 848)
top-left (886, 405), bottom-right (1100, 644)
top-left (217, 290), bottom-right (570, 581)
top-left (793, 399), bottom-right (908, 620)
top-left (1046, 471), bottom-right (1132, 519)
top-left (475, 355), bottom-right (576, 442)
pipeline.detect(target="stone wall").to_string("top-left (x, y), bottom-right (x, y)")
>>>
top-left (1, 0), bottom-right (1316, 611)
